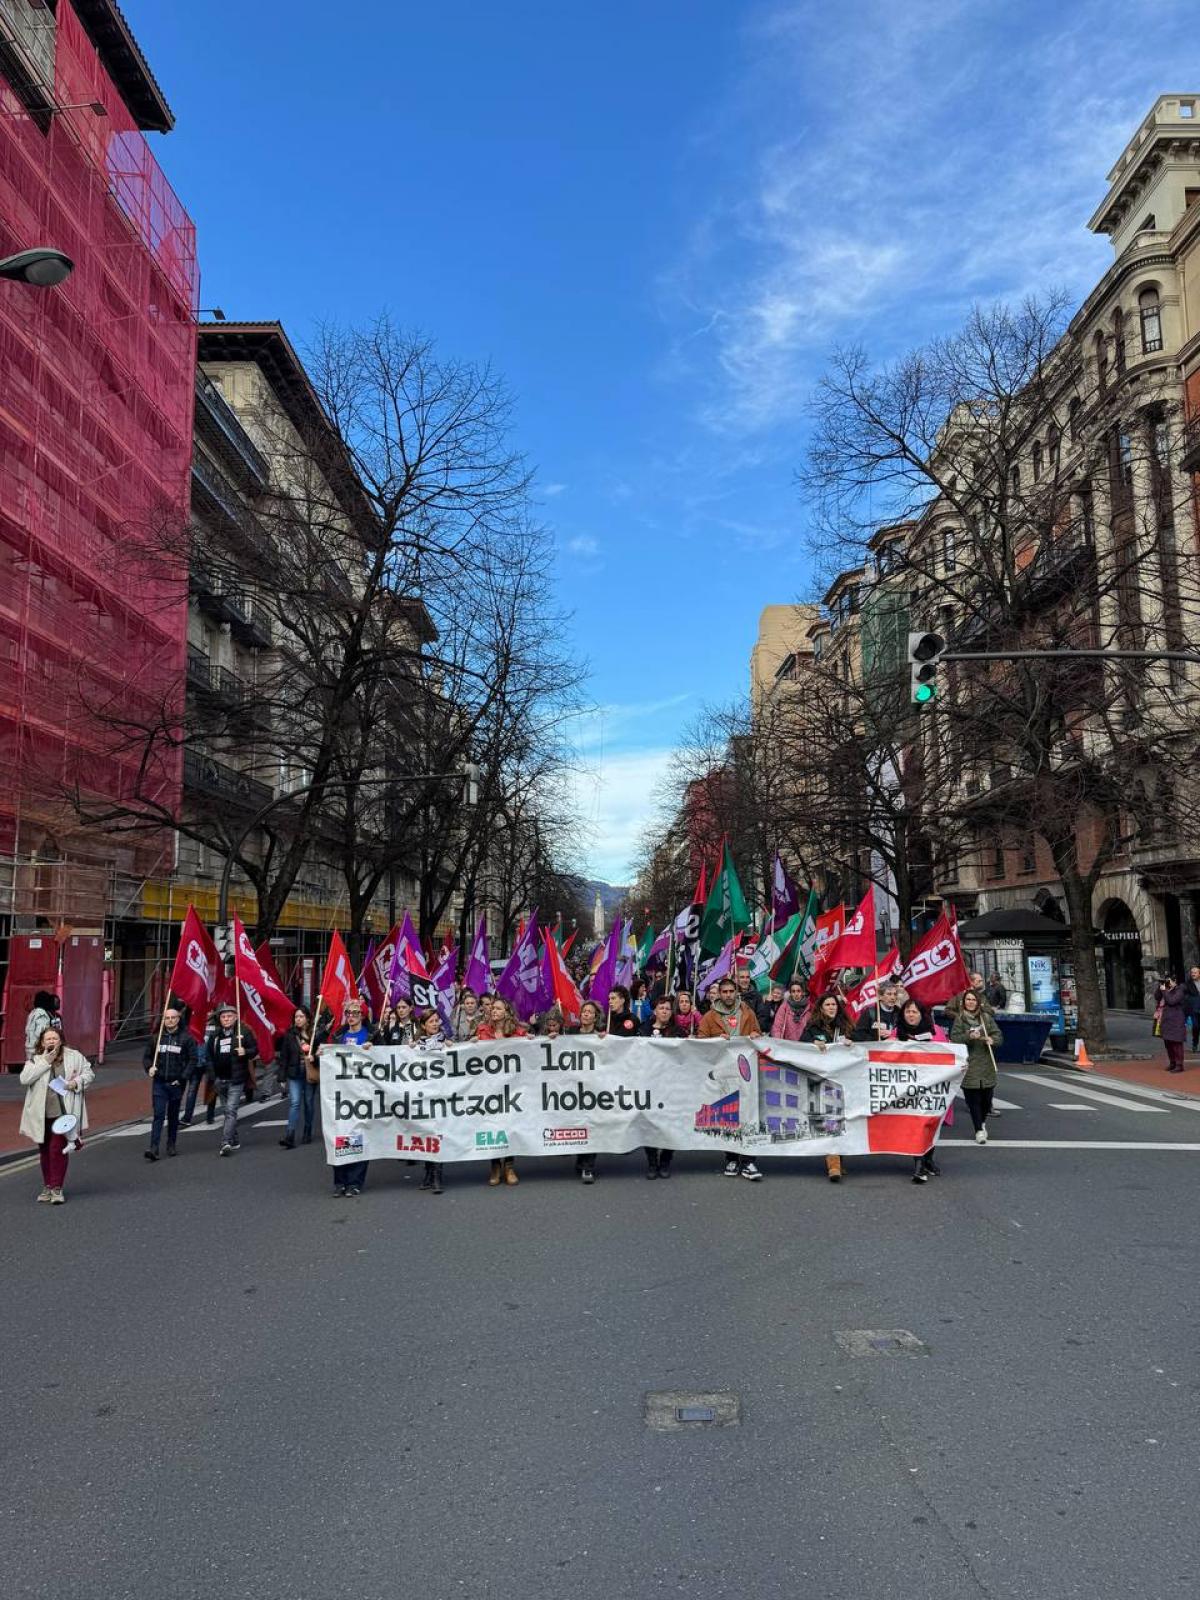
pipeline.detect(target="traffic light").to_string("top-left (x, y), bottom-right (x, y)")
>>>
top-left (908, 631), bottom-right (946, 706)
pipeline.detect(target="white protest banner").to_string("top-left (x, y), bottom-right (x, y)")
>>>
top-left (320, 1037), bottom-right (964, 1165)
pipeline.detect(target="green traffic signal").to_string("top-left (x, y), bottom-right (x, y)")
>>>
top-left (914, 682), bottom-right (937, 704)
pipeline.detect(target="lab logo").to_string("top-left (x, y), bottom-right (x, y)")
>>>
top-left (542, 1126), bottom-right (588, 1145)
top-left (334, 1133), bottom-right (365, 1157)
top-left (476, 1130), bottom-right (509, 1149)
top-left (396, 1134), bottom-right (441, 1154)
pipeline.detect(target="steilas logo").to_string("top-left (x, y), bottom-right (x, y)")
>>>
top-left (334, 1134), bottom-right (365, 1157)
top-left (396, 1134), bottom-right (441, 1154)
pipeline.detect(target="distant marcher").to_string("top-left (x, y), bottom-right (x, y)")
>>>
top-left (322, 999), bottom-right (372, 1195)
top-left (771, 978), bottom-right (809, 1041)
top-left (20, 1025), bottom-right (93, 1205)
top-left (452, 988), bottom-right (482, 1041)
top-left (25, 991), bottom-right (61, 1059)
top-left (674, 991), bottom-right (700, 1035)
top-left (802, 993), bottom-right (854, 1184)
top-left (276, 1006), bottom-right (316, 1148)
top-left (415, 1009), bottom-right (449, 1193)
top-left (950, 991), bottom-right (1003, 1141)
top-left (984, 973), bottom-right (1009, 1011)
top-left (143, 1006), bottom-right (197, 1161)
top-left (605, 985), bottom-right (639, 1040)
top-left (895, 1000), bottom-right (941, 1183)
top-left (206, 1002), bottom-right (259, 1157)
top-left (639, 993), bottom-right (682, 1179)
top-left (701, 978), bottom-right (763, 1182)
top-left (1155, 975), bottom-right (1188, 1073)
top-left (476, 998), bottom-right (524, 1186)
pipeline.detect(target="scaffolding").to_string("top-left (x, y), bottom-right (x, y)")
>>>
top-left (0, 1), bottom-right (197, 874)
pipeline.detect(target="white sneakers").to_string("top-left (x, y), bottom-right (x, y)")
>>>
top-left (974, 1128), bottom-right (988, 1145)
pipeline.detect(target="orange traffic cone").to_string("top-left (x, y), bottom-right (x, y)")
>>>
top-left (1074, 1037), bottom-right (1094, 1071)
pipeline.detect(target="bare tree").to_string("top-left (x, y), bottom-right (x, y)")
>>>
top-left (802, 294), bottom-right (1200, 1045)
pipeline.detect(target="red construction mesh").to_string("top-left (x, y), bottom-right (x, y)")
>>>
top-left (0, 2), bottom-right (197, 878)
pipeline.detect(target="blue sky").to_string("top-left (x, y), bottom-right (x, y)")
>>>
top-left (136, 0), bottom-right (1191, 882)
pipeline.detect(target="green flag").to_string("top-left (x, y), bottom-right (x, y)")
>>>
top-left (793, 889), bottom-right (820, 979)
top-left (635, 924), bottom-right (656, 972)
top-left (747, 910), bottom-right (803, 992)
top-left (700, 841), bottom-right (753, 954)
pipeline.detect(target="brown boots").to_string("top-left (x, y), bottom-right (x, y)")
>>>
top-left (488, 1158), bottom-right (519, 1186)
top-left (825, 1154), bottom-right (843, 1183)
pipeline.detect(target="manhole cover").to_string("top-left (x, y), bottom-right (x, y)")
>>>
top-left (644, 1391), bottom-right (741, 1430)
top-left (834, 1328), bottom-right (928, 1358)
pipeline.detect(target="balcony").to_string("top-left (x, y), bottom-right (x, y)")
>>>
top-left (186, 646), bottom-right (211, 692)
top-left (189, 553), bottom-right (242, 625)
top-left (227, 592), bottom-right (273, 649)
top-left (194, 370), bottom-right (269, 490)
top-left (183, 748), bottom-right (272, 811)
top-left (191, 451), bottom-right (247, 528)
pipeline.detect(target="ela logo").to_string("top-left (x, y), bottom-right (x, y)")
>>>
top-left (475, 1130), bottom-right (509, 1148)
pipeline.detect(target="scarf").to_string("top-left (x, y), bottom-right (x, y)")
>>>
top-left (711, 996), bottom-right (739, 1020)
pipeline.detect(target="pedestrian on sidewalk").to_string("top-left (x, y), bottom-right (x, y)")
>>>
top-left (1154, 975), bottom-right (1188, 1073)
top-left (206, 1003), bottom-right (259, 1156)
top-left (951, 991), bottom-right (1003, 1142)
top-left (143, 1007), bottom-right (197, 1161)
top-left (20, 1025), bottom-right (94, 1204)
top-left (1183, 966), bottom-right (1200, 1052)
top-left (277, 1007), bottom-right (316, 1149)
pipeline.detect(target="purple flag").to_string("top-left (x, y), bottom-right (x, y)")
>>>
top-left (356, 938), bottom-right (377, 993)
top-left (588, 919), bottom-right (624, 1013)
top-left (698, 938), bottom-right (735, 996)
top-left (771, 853), bottom-right (801, 933)
top-left (387, 910), bottom-right (424, 1004)
top-left (464, 915), bottom-right (493, 996)
top-left (431, 942), bottom-right (457, 1027)
top-left (496, 911), bottom-right (552, 1022)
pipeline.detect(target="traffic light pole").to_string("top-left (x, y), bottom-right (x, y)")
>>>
top-left (941, 649), bottom-right (1200, 663)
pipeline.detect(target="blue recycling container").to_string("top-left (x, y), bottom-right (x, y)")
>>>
top-left (933, 1010), bottom-right (1055, 1064)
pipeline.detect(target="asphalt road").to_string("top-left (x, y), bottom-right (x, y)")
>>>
top-left (2, 1066), bottom-right (1197, 1600)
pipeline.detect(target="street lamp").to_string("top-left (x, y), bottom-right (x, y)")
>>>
top-left (0, 248), bottom-right (74, 287)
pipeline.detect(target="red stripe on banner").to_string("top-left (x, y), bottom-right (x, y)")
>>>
top-left (866, 1112), bottom-right (943, 1155)
top-left (867, 1048), bottom-right (954, 1066)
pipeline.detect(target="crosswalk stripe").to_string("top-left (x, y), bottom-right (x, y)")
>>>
top-left (1048, 1103), bottom-right (1099, 1111)
top-left (1049, 1075), bottom-right (1200, 1113)
top-left (1010, 1073), bottom-right (1170, 1113)
top-left (940, 1140), bottom-right (1200, 1150)
top-left (956, 1091), bottom-right (1022, 1111)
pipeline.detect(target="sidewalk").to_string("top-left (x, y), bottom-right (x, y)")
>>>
top-left (1062, 1053), bottom-right (1200, 1099)
top-left (0, 1041), bottom-right (281, 1159)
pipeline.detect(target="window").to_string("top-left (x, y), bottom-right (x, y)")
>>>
top-left (986, 838), bottom-right (1005, 880)
top-left (1187, 188), bottom-right (1200, 211)
top-left (1180, 100), bottom-right (1195, 119)
top-left (1068, 397), bottom-right (1082, 440)
top-left (1032, 442), bottom-right (1043, 481)
top-left (1113, 308), bottom-right (1126, 374)
top-left (1047, 428), bottom-right (1061, 473)
top-left (1020, 836), bottom-right (1037, 874)
top-left (1139, 287), bottom-right (1163, 354)
top-left (1010, 464), bottom-right (1021, 497)
top-left (942, 526), bottom-right (957, 573)
top-left (1117, 429), bottom-right (1134, 488)
top-left (1095, 332), bottom-right (1108, 395)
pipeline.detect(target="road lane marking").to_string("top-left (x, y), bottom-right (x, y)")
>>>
top-left (1044, 1075), bottom-right (1200, 1113)
top-left (1010, 1073), bottom-right (1170, 1113)
top-left (1049, 1103), bottom-right (1099, 1111)
top-left (956, 1091), bottom-right (1022, 1111)
top-left (940, 1140), bottom-right (1200, 1149)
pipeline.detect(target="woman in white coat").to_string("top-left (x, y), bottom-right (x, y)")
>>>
top-left (20, 1025), bottom-right (94, 1204)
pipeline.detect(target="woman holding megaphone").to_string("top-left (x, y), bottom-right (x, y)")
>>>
top-left (20, 1025), bottom-right (94, 1205)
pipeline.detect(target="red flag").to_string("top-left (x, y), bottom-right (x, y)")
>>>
top-left (233, 914), bottom-right (292, 1063)
top-left (166, 906), bottom-right (219, 1042)
top-left (843, 945), bottom-right (902, 1022)
top-left (807, 904), bottom-right (845, 994)
top-left (827, 886), bottom-right (876, 970)
top-left (544, 935), bottom-right (583, 1024)
top-left (898, 912), bottom-right (970, 1006)
top-left (318, 931), bottom-right (357, 1027)
top-left (561, 927), bottom-right (578, 959)
top-left (255, 941), bottom-right (290, 1000)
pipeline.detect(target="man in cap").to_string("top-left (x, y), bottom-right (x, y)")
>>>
top-left (204, 1002), bottom-right (259, 1156)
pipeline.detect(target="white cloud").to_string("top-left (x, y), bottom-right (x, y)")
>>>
top-left (568, 694), bottom-right (694, 756)
top-left (542, 482), bottom-right (568, 497)
top-left (566, 534), bottom-right (599, 557)
top-left (667, 0), bottom-right (1186, 434)
top-left (568, 748), bottom-right (679, 883)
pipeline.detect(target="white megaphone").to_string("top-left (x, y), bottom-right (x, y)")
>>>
top-left (51, 1112), bottom-right (77, 1137)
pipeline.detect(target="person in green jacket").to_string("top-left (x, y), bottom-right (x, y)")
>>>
top-left (950, 990), bottom-right (1003, 1144)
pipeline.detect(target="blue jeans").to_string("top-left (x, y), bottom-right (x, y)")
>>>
top-left (220, 1080), bottom-right (244, 1146)
top-left (334, 1160), bottom-right (369, 1191)
top-left (150, 1078), bottom-right (183, 1152)
top-left (286, 1078), bottom-right (317, 1140)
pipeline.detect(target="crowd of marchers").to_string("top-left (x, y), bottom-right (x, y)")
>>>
top-left (17, 968), bottom-right (1018, 1205)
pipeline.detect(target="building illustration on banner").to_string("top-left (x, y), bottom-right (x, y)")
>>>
top-left (694, 1051), bottom-right (846, 1141)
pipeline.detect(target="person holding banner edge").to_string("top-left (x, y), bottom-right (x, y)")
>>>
top-left (802, 993), bottom-right (855, 1183)
top-left (322, 998), bottom-right (373, 1195)
top-left (699, 977), bottom-right (764, 1181)
top-left (142, 1006), bottom-right (197, 1161)
top-left (640, 993), bottom-right (684, 1179)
